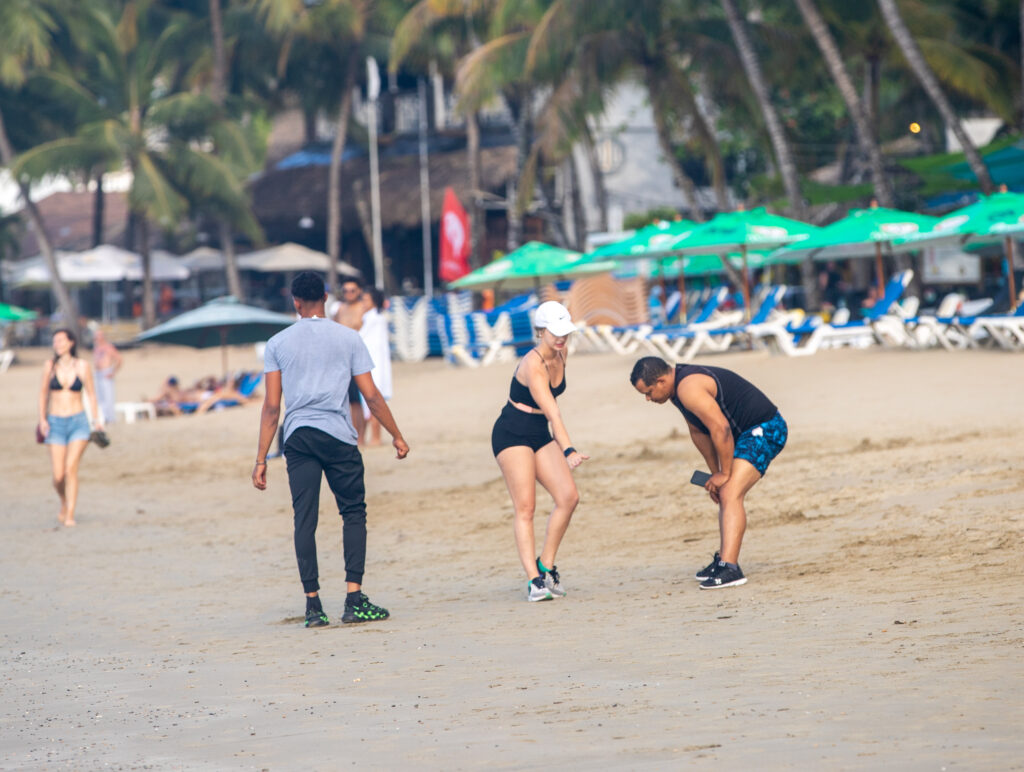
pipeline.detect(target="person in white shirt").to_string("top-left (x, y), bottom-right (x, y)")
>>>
top-left (357, 287), bottom-right (393, 447)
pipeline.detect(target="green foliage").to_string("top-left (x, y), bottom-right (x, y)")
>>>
top-left (623, 208), bottom-right (681, 231)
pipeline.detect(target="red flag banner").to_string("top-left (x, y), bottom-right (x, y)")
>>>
top-left (439, 187), bottom-right (471, 283)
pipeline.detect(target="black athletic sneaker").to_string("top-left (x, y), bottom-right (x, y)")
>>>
top-left (699, 562), bottom-right (747, 589)
top-left (304, 607), bottom-right (330, 628)
top-left (695, 552), bottom-right (721, 581)
top-left (342, 593), bottom-right (390, 624)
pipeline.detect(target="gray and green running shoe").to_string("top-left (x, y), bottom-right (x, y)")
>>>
top-left (342, 593), bottom-right (390, 624)
top-left (305, 608), bottom-right (330, 628)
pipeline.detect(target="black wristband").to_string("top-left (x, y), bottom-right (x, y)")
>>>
top-left (563, 446), bottom-right (576, 457)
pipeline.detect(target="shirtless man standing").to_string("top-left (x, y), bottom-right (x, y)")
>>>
top-left (333, 277), bottom-right (366, 440)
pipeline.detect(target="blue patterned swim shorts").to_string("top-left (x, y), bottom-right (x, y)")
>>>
top-left (733, 411), bottom-right (787, 475)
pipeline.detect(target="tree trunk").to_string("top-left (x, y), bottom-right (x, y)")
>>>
top-left (569, 154), bottom-right (587, 251)
top-left (220, 220), bottom-right (243, 300)
top-left (582, 125), bottom-right (609, 233)
top-left (327, 48), bottom-right (360, 295)
top-left (794, 0), bottom-right (894, 207)
top-left (92, 170), bottom-right (105, 246)
top-left (208, 0), bottom-right (244, 301)
top-left (0, 106), bottom-right (79, 333)
top-left (506, 91), bottom-right (531, 251)
top-left (720, 0), bottom-right (816, 308)
top-left (876, 0), bottom-right (994, 193)
top-left (645, 69), bottom-right (705, 222)
top-left (721, 0), bottom-right (806, 219)
top-left (864, 56), bottom-right (880, 135)
top-left (208, 0), bottom-right (227, 105)
top-left (466, 109), bottom-right (483, 269)
top-left (138, 215), bottom-right (156, 329)
top-left (664, 51), bottom-right (730, 211)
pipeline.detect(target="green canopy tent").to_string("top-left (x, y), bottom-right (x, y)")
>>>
top-left (895, 190), bottom-right (1024, 312)
top-left (667, 209), bottom-right (819, 319)
top-left (773, 205), bottom-right (939, 297)
top-left (448, 241), bottom-right (617, 292)
top-left (0, 302), bottom-right (38, 322)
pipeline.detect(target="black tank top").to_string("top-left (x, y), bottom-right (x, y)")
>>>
top-left (508, 351), bottom-right (566, 409)
top-left (669, 364), bottom-right (776, 439)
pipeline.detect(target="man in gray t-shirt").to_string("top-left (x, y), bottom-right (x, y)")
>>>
top-left (253, 272), bottom-right (409, 629)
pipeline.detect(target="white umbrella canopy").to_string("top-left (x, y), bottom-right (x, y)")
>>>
top-left (237, 242), bottom-right (360, 277)
top-left (121, 248), bottom-right (190, 281)
top-left (179, 246), bottom-right (225, 272)
top-left (6, 250), bottom-right (124, 286)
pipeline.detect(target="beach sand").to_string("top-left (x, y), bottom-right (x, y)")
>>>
top-left (1, 342), bottom-right (1021, 770)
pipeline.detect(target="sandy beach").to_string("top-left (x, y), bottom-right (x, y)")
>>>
top-left (1, 341), bottom-right (1022, 770)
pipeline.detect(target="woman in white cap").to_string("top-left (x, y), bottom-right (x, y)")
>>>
top-left (490, 300), bottom-right (588, 602)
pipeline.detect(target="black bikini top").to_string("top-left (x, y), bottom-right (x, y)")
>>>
top-left (50, 369), bottom-right (83, 391)
top-left (508, 350), bottom-right (566, 410)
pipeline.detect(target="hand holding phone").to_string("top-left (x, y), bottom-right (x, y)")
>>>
top-left (690, 470), bottom-right (711, 487)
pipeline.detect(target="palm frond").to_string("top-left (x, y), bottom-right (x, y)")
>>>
top-left (131, 150), bottom-right (188, 227)
top-left (455, 30), bottom-right (530, 110)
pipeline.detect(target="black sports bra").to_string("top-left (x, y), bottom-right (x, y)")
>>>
top-left (50, 371), bottom-right (83, 392)
top-left (508, 350), bottom-right (566, 410)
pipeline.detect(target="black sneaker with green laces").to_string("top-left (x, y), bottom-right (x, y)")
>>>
top-left (342, 593), bottom-right (390, 624)
top-left (304, 607), bottom-right (330, 628)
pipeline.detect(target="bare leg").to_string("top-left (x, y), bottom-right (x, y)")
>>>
top-left (496, 446), bottom-right (541, 579)
top-left (61, 439), bottom-right (89, 527)
top-left (532, 441), bottom-right (580, 570)
top-left (717, 459), bottom-right (762, 564)
top-left (49, 444), bottom-right (68, 525)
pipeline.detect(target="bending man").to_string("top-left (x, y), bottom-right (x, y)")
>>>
top-left (630, 356), bottom-right (787, 589)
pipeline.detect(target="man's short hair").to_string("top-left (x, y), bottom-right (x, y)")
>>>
top-left (630, 356), bottom-right (672, 386)
top-left (291, 271), bottom-right (327, 301)
top-left (341, 276), bottom-right (363, 289)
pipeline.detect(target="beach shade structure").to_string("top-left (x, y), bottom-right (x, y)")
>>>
top-left (6, 250), bottom-right (125, 286)
top-left (448, 241), bottom-right (617, 291)
top-left (668, 208), bottom-right (819, 318)
top-left (136, 296), bottom-right (295, 376)
top-left (774, 205), bottom-right (939, 296)
top-left (180, 246), bottom-right (226, 273)
top-left (588, 220), bottom-right (698, 260)
top-left (237, 242), bottom-right (360, 278)
top-left (0, 302), bottom-right (38, 322)
top-left (894, 190), bottom-right (1024, 312)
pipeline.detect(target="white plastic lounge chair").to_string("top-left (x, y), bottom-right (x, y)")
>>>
top-left (749, 270), bottom-right (914, 357)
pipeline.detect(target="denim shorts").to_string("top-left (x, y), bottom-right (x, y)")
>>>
top-left (45, 412), bottom-right (91, 445)
top-left (734, 411), bottom-right (788, 475)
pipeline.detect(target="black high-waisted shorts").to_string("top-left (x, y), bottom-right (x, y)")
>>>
top-left (491, 403), bottom-right (553, 456)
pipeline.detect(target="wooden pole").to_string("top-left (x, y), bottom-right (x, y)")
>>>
top-left (1006, 236), bottom-right (1018, 313)
top-left (741, 245), bottom-right (752, 322)
top-left (874, 241), bottom-right (885, 295)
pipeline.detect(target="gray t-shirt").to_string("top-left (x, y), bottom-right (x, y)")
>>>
top-left (263, 317), bottom-right (374, 445)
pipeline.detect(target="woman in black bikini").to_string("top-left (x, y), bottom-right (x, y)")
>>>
top-left (38, 328), bottom-right (102, 527)
top-left (491, 301), bottom-right (588, 602)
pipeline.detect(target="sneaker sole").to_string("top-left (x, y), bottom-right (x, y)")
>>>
top-left (699, 577), bottom-right (748, 590)
top-left (527, 593), bottom-right (554, 602)
top-left (341, 615), bottom-right (390, 624)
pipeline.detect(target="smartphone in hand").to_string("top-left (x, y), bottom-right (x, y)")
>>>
top-left (690, 470), bottom-right (711, 487)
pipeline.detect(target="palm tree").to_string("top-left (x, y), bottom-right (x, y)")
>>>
top-left (0, 0), bottom-right (79, 334)
top-left (256, 0), bottom-right (370, 293)
top-left (391, 0), bottom-right (491, 268)
top-left (793, 0), bottom-right (894, 207)
top-left (876, 0), bottom-right (994, 193)
top-left (16, 0), bottom-right (262, 328)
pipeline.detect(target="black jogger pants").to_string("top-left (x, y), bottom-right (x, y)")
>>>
top-left (284, 426), bottom-right (367, 593)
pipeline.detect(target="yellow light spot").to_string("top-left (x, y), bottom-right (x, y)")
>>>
top-left (909, 122), bottom-right (922, 134)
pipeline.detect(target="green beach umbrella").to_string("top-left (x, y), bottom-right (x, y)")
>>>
top-left (449, 241), bottom-right (616, 291)
top-left (895, 190), bottom-right (1024, 311)
top-left (669, 208), bottom-right (819, 318)
top-left (588, 220), bottom-right (698, 259)
top-left (775, 205), bottom-right (939, 295)
top-left (0, 302), bottom-right (38, 322)
top-left (136, 296), bottom-right (295, 377)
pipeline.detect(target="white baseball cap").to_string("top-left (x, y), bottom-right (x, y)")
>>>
top-left (534, 301), bottom-right (577, 336)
